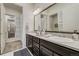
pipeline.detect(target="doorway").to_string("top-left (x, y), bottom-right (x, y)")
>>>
top-left (5, 14), bottom-right (16, 42)
top-left (7, 15), bottom-right (15, 38)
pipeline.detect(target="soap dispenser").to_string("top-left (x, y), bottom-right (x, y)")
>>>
top-left (72, 30), bottom-right (79, 40)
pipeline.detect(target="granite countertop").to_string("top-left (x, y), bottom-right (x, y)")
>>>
top-left (27, 33), bottom-right (79, 52)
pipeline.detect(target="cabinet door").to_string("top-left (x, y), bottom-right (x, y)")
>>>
top-left (33, 42), bottom-right (39, 56)
top-left (26, 34), bottom-right (33, 53)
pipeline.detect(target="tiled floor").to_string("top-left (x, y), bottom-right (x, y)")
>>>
top-left (1, 47), bottom-right (33, 56)
top-left (14, 48), bottom-right (32, 56)
top-left (2, 48), bottom-right (25, 56)
top-left (2, 40), bottom-right (22, 54)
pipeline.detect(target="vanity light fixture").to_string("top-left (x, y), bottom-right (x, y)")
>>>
top-left (33, 8), bottom-right (41, 15)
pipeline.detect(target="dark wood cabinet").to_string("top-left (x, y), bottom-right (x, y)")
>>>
top-left (26, 35), bottom-right (40, 56)
top-left (40, 39), bottom-right (79, 56)
top-left (26, 34), bottom-right (79, 56)
top-left (26, 34), bottom-right (33, 53)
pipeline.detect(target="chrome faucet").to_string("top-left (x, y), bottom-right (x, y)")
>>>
top-left (37, 25), bottom-right (42, 35)
top-left (36, 25), bottom-right (46, 36)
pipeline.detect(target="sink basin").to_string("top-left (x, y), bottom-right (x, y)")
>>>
top-left (48, 36), bottom-right (74, 43)
top-left (43, 34), bottom-right (54, 38)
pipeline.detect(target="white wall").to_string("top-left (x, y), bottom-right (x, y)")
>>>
top-left (1, 4), bottom-right (6, 54)
top-left (22, 4), bottom-right (34, 48)
top-left (14, 3), bottom-right (24, 7)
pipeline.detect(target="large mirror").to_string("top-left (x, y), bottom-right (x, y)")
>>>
top-left (34, 3), bottom-right (79, 33)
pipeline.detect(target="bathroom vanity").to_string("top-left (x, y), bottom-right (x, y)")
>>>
top-left (26, 3), bottom-right (79, 56)
top-left (26, 33), bottom-right (79, 56)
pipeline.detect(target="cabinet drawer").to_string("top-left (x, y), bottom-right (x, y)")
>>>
top-left (26, 34), bottom-right (33, 47)
top-left (33, 42), bottom-right (39, 56)
top-left (33, 36), bottom-right (39, 43)
top-left (33, 48), bottom-right (39, 56)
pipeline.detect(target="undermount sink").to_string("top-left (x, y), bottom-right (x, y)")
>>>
top-left (43, 34), bottom-right (54, 38)
top-left (48, 36), bottom-right (74, 43)
top-left (42, 34), bottom-right (74, 43)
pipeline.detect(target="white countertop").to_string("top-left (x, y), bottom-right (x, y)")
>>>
top-left (27, 33), bottom-right (79, 52)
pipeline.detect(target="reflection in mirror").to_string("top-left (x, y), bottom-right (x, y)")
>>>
top-left (35, 14), bottom-right (41, 30)
top-left (47, 14), bottom-right (58, 31)
top-left (34, 3), bottom-right (79, 33)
